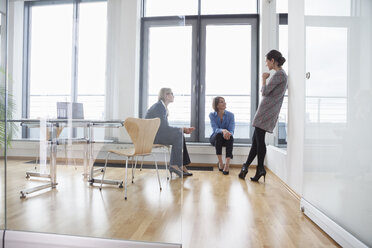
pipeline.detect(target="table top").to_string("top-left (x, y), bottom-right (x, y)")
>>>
top-left (9, 119), bottom-right (125, 128)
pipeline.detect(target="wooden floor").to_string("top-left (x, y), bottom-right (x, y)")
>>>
top-left (1, 159), bottom-right (339, 248)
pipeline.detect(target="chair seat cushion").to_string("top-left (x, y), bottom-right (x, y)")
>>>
top-left (109, 148), bottom-right (152, 157)
top-left (153, 144), bottom-right (170, 148)
top-left (109, 147), bottom-right (136, 157)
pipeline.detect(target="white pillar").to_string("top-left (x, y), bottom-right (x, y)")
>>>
top-left (106, 0), bottom-right (141, 142)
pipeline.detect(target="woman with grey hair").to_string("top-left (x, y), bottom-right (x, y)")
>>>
top-left (239, 50), bottom-right (287, 182)
top-left (145, 88), bottom-right (195, 177)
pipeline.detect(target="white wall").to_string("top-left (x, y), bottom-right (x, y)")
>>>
top-left (261, 0), bottom-right (305, 195)
top-left (6, 140), bottom-right (254, 166)
top-left (7, 1), bottom-right (23, 123)
top-left (105, 0), bottom-right (141, 142)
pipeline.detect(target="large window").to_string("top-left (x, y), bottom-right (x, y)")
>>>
top-left (24, 0), bottom-right (107, 120)
top-left (141, 1), bottom-right (258, 143)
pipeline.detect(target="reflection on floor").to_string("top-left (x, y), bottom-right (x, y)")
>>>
top-left (3, 159), bottom-right (339, 248)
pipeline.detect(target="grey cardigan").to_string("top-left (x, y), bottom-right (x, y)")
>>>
top-left (252, 69), bottom-right (288, 133)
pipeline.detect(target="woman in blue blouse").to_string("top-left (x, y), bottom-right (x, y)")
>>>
top-left (209, 97), bottom-right (235, 175)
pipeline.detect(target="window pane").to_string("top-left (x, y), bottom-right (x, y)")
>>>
top-left (29, 4), bottom-right (73, 119)
top-left (145, 0), bottom-right (197, 17)
top-left (201, 0), bottom-right (257, 15)
top-left (306, 27), bottom-right (347, 125)
top-left (77, 1), bottom-right (107, 120)
top-left (147, 26), bottom-right (192, 128)
top-left (204, 25), bottom-right (251, 139)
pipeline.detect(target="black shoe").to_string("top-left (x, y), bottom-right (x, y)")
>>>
top-left (182, 166), bottom-right (193, 176)
top-left (250, 169), bottom-right (266, 183)
top-left (169, 166), bottom-right (183, 178)
top-left (184, 171), bottom-right (193, 176)
top-left (217, 162), bottom-right (223, 172)
top-left (222, 170), bottom-right (229, 175)
top-left (238, 163), bottom-right (249, 179)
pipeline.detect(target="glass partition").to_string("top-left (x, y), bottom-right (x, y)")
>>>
top-left (304, 0), bottom-right (372, 246)
top-left (0, 0), bottom-right (7, 231)
top-left (4, 0), bottom-right (183, 246)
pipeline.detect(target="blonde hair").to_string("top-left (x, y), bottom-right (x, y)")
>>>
top-left (158, 88), bottom-right (172, 101)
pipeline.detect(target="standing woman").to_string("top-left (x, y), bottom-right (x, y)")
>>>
top-left (209, 97), bottom-right (235, 175)
top-left (239, 50), bottom-right (287, 182)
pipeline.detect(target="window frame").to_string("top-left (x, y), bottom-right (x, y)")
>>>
top-left (22, 0), bottom-right (106, 138)
top-left (277, 13), bottom-right (288, 146)
top-left (199, 15), bottom-right (258, 143)
top-left (140, 14), bottom-right (259, 143)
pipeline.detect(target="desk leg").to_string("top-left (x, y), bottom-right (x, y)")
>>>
top-left (20, 141), bottom-right (58, 198)
top-left (88, 123), bottom-right (94, 181)
top-left (82, 124), bottom-right (89, 178)
top-left (50, 140), bottom-right (57, 187)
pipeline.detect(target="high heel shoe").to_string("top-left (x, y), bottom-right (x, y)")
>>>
top-left (238, 163), bottom-right (249, 179)
top-left (182, 166), bottom-right (193, 176)
top-left (217, 162), bottom-right (223, 172)
top-left (222, 163), bottom-right (229, 175)
top-left (184, 171), bottom-right (193, 176)
top-left (250, 169), bottom-right (266, 182)
top-left (169, 166), bottom-right (183, 178)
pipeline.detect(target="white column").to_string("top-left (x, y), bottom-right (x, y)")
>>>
top-left (106, 0), bottom-right (141, 142)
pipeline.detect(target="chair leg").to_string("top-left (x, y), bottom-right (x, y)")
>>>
top-left (100, 152), bottom-right (110, 190)
top-left (164, 148), bottom-right (169, 180)
top-left (152, 154), bottom-right (162, 191)
top-left (132, 156), bottom-right (138, 183)
top-left (140, 155), bottom-right (144, 171)
top-left (73, 157), bottom-right (77, 170)
top-left (35, 156), bottom-right (38, 170)
top-left (64, 144), bottom-right (68, 166)
top-left (125, 157), bottom-right (128, 200)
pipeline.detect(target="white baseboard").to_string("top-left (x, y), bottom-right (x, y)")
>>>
top-left (4, 230), bottom-right (181, 248)
top-left (300, 198), bottom-right (368, 248)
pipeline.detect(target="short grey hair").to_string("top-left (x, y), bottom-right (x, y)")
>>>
top-left (158, 88), bottom-right (172, 101)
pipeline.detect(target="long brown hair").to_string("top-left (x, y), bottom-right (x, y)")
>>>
top-left (212, 96), bottom-right (224, 112)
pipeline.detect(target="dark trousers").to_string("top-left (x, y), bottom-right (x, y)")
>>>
top-left (183, 138), bottom-right (191, 166)
top-left (245, 127), bottom-right (266, 169)
top-left (210, 133), bottom-right (234, 159)
top-left (156, 130), bottom-right (190, 167)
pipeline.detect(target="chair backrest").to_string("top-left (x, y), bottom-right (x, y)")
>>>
top-left (46, 126), bottom-right (64, 141)
top-left (124, 117), bottom-right (160, 156)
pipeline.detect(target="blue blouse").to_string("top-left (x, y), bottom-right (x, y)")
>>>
top-left (209, 110), bottom-right (235, 138)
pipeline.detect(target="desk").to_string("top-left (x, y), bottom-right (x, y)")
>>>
top-left (10, 119), bottom-right (124, 198)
